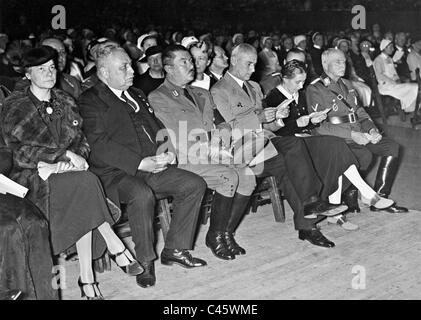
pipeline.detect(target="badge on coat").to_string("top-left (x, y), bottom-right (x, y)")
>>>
top-left (332, 99), bottom-right (338, 112)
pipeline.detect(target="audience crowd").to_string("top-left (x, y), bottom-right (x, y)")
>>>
top-left (0, 6), bottom-right (420, 300)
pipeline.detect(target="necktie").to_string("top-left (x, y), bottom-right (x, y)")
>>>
top-left (183, 88), bottom-right (195, 105)
top-left (242, 82), bottom-right (250, 97)
top-left (121, 92), bottom-right (138, 112)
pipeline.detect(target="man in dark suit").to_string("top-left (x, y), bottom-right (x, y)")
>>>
top-left (309, 32), bottom-right (324, 77)
top-left (272, 34), bottom-right (283, 64)
top-left (394, 32), bottom-right (411, 82)
top-left (78, 46), bottom-right (207, 289)
top-left (206, 46), bottom-right (229, 88)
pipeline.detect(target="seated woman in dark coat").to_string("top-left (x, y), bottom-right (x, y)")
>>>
top-left (0, 134), bottom-right (57, 300)
top-left (0, 46), bottom-right (142, 300)
top-left (263, 60), bottom-right (394, 229)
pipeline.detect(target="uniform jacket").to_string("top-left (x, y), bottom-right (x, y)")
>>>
top-left (211, 72), bottom-right (264, 141)
top-left (149, 79), bottom-right (215, 165)
top-left (0, 88), bottom-right (89, 217)
top-left (305, 74), bottom-right (377, 142)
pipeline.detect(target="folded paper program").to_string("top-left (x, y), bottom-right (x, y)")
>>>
top-left (0, 174), bottom-right (28, 198)
top-left (231, 129), bottom-right (278, 166)
top-left (309, 107), bottom-right (332, 118)
top-left (37, 161), bottom-right (85, 181)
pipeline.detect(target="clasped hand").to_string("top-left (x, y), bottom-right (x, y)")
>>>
top-left (66, 150), bottom-right (89, 170)
top-left (366, 129), bottom-right (382, 144)
top-left (351, 131), bottom-right (379, 145)
top-left (138, 152), bottom-right (175, 173)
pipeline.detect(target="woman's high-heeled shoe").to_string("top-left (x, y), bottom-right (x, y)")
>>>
top-left (361, 194), bottom-right (394, 209)
top-left (78, 277), bottom-right (104, 300)
top-left (110, 249), bottom-right (143, 276)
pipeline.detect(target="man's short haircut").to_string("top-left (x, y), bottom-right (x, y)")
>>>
top-left (41, 37), bottom-right (64, 47)
top-left (321, 48), bottom-right (344, 65)
top-left (88, 39), bottom-right (119, 62)
top-left (286, 48), bottom-right (306, 61)
top-left (231, 43), bottom-right (257, 60)
top-left (95, 45), bottom-right (125, 70)
top-left (162, 44), bottom-right (189, 67)
top-left (209, 45), bottom-right (223, 64)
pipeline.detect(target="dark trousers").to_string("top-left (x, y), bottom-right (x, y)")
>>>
top-left (116, 166), bottom-right (206, 262)
top-left (253, 136), bottom-right (323, 230)
top-left (347, 137), bottom-right (400, 172)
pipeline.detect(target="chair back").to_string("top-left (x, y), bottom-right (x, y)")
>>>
top-left (414, 68), bottom-right (421, 115)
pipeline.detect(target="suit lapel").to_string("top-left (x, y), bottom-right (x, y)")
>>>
top-left (162, 80), bottom-right (204, 121)
top-left (244, 81), bottom-right (257, 105)
top-left (95, 83), bottom-right (141, 150)
top-left (225, 73), bottom-right (253, 103)
top-left (96, 82), bottom-right (127, 111)
top-left (188, 86), bottom-right (206, 114)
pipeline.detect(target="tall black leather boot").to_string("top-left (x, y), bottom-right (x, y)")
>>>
top-left (370, 156), bottom-right (408, 213)
top-left (342, 185), bottom-right (361, 213)
top-left (225, 193), bottom-right (251, 255)
top-left (205, 193), bottom-right (235, 260)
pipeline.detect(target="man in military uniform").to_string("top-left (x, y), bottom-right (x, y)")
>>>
top-left (306, 48), bottom-right (408, 213)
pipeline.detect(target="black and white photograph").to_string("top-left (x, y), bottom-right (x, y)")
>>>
top-left (0, 0), bottom-right (420, 309)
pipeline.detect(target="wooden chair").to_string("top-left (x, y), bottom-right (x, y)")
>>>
top-left (200, 189), bottom-right (215, 225)
top-left (250, 176), bottom-right (285, 223)
top-left (368, 65), bottom-right (388, 124)
top-left (411, 68), bottom-right (421, 129)
top-left (200, 175), bottom-right (286, 226)
top-left (93, 198), bottom-right (172, 273)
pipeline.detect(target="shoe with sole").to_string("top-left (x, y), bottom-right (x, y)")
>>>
top-left (327, 215), bottom-right (359, 231)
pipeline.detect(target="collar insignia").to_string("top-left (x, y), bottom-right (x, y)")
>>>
top-left (322, 77), bottom-right (331, 87)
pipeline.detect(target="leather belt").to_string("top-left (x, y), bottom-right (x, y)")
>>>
top-left (328, 113), bottom-right (358, 124)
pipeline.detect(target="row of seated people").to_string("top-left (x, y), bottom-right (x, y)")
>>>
top-left (2, 27), bottom-right (419, 121)
top-left (0, 42), bottom-right (407, 300)
top-left (257, 32), bottom-right (420, 118)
